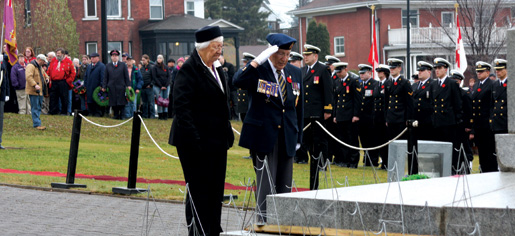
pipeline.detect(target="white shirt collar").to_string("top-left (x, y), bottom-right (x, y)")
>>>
top-left (197, 51), bottom-right (224, 92)
top-left (499, 77), bottom-right (507, 84)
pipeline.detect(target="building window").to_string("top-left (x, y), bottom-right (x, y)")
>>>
top-left (128, 0), bottom-right (132, 19)
top-left (441, 12), bottom-right (454, 27)
top-left (168, 42), bottom-right (191, 61)
top-left (106, 0), bottom-right (121, 18)
top-left (128, 41), bottom-right (132, 57)
top-left (402, 9), bottom-right (418, 28)
top-left (86, 42), bottom-right (98, 55)
top-left (334, 36), bottom-right (345, 55)
top-left (84, 0), bottom-right (96, 18)
top-left (150, 0), bottom-right (163, 20)
top-left (186, 1), bottom-right (195, 16)
top-left (25, 0), bottom-right (31, 27)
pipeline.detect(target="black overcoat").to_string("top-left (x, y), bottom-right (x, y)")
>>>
top-left (103, 61), bottom-right (130, 106)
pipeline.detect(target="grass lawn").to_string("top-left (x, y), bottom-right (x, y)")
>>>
top-left (0, 113), bottom-right (480, 205)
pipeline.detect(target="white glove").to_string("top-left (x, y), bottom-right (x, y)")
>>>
top-left (254, 45), bottom-right (279, 65)
top-left (295, 143), bottom-right (301, 151)
top-left (5, 96), bottom-right (8, 102)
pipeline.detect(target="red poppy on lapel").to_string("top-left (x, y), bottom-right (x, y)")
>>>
top-left (422, 86), bottom-right (426, 90)
top-left (394, 82), bottom-right (398, 86)
top-left (381, 85), bottom-right (384, 89)
top-left (477, 88), bottom-right (481, 92)
top-left (115, 64), bottom-right (118, 68)
top-left (504, 83), bottom-right (507, 88)
top-left (343, 83), bottom-right (347, 86)
top-left (364, 86), bottom-right (368, 89)
top-left (146, 69), bottom-right (148, 71)
top-left (311, 69), bottom-right (315, 73)
top-left (287, 76), bottom-right (292, 83)
top-left (164, 69), bottom-right (167, 72)
top-left (442, 84), bottom-right (446, 88)
top-left (333, 75), bottom-right (337, 79)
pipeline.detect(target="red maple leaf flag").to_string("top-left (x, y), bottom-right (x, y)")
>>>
top-left (455, 7), bottom-right (467, 74)
top-left (368, 6), bottom-right (379, 80)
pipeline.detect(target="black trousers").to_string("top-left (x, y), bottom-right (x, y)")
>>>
top-left (141, 87), bottom-right (155, 118)
top-left (334, 120), bottom-right (360, 166)
top-left (252, 129), bottom-right (293, 222)
top-left (49, 80), bottom-right (69, 115)
top-left (87, 102), bottom-right (104, 117)
top-left (177, 144), bottom-right (227, 236)
top-left (112, 105), bottom-right (125, 119)
top-left (415, 122), bottom-right (434, 142)
top-left (296, 118), bottom-right (328, 163)
top-left (374, 122), bottom-right (389, 167)
top-left (434, 125), bottom-right (465, 174)
top-left (475, 127), bottom-right (498, 173)
top-left (359, 121), bottom-right (378, 166)
top-left (325, 117), bottom-right (338, 161)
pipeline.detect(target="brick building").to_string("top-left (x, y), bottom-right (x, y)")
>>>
top-left (291, 0), bottom-right (514, 76)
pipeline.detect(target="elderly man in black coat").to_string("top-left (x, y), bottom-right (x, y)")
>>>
top-left (169, 26), bottom-right (234, 236)
top-left (83, 53), bottom-right (105, 117)
top-left (102, 50), bottom-right (130, 119)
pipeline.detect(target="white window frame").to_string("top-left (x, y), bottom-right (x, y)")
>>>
top-left (334, 36), bottom-right (345, 56)
top-left (83, 0), bottom-right (98, 20)
top-left (149, 0), bottom-right (164, 20)
top-left (186, 1), bottom-right (195, 16)
top-left (402, 9), bottom-right (419, 28)
top-left (128, 41), bottom-right (132, 57)
top-left (128, 0), bottom-right (132, 19)
top-left (107, 0), bottom-right (122, 18)
top-left (441, 11), bottom-right (454, 27)
top-left (86, 42), bottom-right (98, 55)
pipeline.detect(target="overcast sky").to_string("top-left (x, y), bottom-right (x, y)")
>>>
top-left (268, 0), bottom-right (298, 28)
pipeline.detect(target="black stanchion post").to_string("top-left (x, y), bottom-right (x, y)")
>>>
top-left (407, 120), bottom-right (419, 175)
top-left (113, 112), bottom-right (147, 194)
top-left (309, 118), bottom-right (319, 190)
top-left (51, 110), bottom-right (87, 189)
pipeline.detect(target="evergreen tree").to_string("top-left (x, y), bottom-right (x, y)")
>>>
top-left (205, 0), bottom-right (270, 45)
top-left (306, 20), bottom-right (330, 59)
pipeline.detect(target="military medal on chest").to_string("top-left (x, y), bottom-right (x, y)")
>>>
top-left (257, 79), bottom-right (279, 103)
top-left (314, 76), bottom-right (319, 84)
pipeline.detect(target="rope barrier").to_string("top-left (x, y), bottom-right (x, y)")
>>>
top-left (313, 120), bottom-right (408, 151)
top-left (232, 127), bottom-right (241, 136)
top-left (138, 115), bottom-right (179, 160)
top-left (79, 113), bottom-right (133, 128)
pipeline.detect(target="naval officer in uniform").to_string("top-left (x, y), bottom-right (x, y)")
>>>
top-left (491, 58), bottom-right (508, 134)
top-left (412, 61), bottom-right (434, 141)
top-left (373, 64), bottom-right (391, 169)
top-left (357, 64), bottom-right (379, 166)
top-left (385, 58), bottom-right (414, 140)
top-left (288, 51), bottom-right (303, 68)
top-left (234, 33), bottom-right (303, 223)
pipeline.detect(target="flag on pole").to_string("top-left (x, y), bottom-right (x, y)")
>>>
top-left (3, 0), bottom-right (18, 66)
top-left (455, 5), bottom-right (467, 74)
top-left (368, 6), bottom-right (379, 80)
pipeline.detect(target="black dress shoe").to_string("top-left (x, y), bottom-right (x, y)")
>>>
top-left (242, 156), bottom-right (251, 159)
top-left (0, 145), bottom-right (5, 149)
top-left (297, 160), bottom-right (308, 164)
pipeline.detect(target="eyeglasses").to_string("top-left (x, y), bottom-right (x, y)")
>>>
top-left (211, 45), bottom-right (224, 51)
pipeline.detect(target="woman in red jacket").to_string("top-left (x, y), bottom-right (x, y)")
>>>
top-left (23, 47), bottom-right (36, 64)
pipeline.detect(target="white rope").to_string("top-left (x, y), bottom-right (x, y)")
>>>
top-left (79, 113), bottom-right (133, 128)
top-left (314, 120), bottom-right (407, 151)
top-left (232, 127), bottom-right (241, 136)
top-left (138, 115), bottom-right (179, 160)
top-left (303, 122), bottom-right (311, 132)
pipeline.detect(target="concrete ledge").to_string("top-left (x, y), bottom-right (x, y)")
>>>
top-left (496, 134), bottom-right (515, 172)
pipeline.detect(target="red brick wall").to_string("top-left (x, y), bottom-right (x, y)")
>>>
top-left (69, 0), bottom-right (184, 63)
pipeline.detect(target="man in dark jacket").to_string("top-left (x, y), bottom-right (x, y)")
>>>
top-left (0, 56), bottom-right (10, 149)
top-left (385, 58), bottom-right (414, 140)
top-left (357, 64), bottom-right (378, 166)
top-left (102, 49), bottom-right (130, 120)
top-left (234, 34), bottom-right (303, 223)
top-left (412, 61), bottom-right (434, 141)
top-left (140, 54), bottom-right (155, 119)
top-left (83, 53), bottom-right (105, 117)
top-left (169, 26), bottom-right (234, 236)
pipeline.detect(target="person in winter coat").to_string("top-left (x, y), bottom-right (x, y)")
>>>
top-left (102, 49), bottom-right (130, 119)
top-left (83, 53), bottom-right (105, 117)
top-left (46, 48), bottom-right (75, 115)
top-left (122, 55), bottom-right (143, 118)
top-left (25, 54), bottom-right (49, 130)
top-left (11, 54), bottom-right (30, 114)
top-left (152, 54), bottom-right (171, 120)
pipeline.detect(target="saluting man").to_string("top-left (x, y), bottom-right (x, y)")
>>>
top-left (234, 33), bottom-right (303, 224)
top-left (385, 58), bottom-right (414, 140)
top-left (332, 62), bottom-right (362, 168)
top-left (357, 64), bottom-right (379, 166)
top-left (470, 61), bottom-right (497, 172)
top-left (373, 64), bottom-right (391, 169)
top-left (491, 58), bottom-right (508, 134)
top-left (296, 44), bottom-right (333, 171)
top-left (412, 61), bottom-right (434, 141)
top-left (431, 58), bottom-right (463, 174)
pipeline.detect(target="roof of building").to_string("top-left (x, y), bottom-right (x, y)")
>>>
top-left (139, 14), bottom-right (244, 33)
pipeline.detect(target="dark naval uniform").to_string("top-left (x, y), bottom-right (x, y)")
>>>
top-left (491, 79), bottom-right (508, 134)
top-left (333, 73), bottom-right (362, 167)
top-left (326, 73), bottom-right (340, 162)
top-left (471, 77), bottom-right (497, 172)
top-left (233, 69), bottom-right (249, 120)
top-left (359, 78), bottom-right (379, 166)
top-left (431, 76), bottom-right (463, 173)
top-left (385, 75), bottom-right (414, 139)
top-left (373, 79), bottom-right (389, 168)
top-left (412, 78), bottom-right (434, 141)
top-left (296, 61), bottom-right (333, 165)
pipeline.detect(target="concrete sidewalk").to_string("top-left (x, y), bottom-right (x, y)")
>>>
top-left (0, 185), bottom-right (247, 235)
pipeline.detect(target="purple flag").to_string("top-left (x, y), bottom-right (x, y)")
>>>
top-left (3, 0), bottom-right (18, 66)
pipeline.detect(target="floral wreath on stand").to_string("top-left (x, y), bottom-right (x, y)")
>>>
top-left (72, 79), bottom-right (86, 95)
top-left (93, 86), bottom-right (109, 106)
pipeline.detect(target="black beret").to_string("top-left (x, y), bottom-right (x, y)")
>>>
top-left (195, 26), bottom-right (223, 43)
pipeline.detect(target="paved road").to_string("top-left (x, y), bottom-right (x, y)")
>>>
top-left (0, 185), bottom-right (249, 235)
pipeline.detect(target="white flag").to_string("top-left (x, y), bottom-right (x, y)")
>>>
top-left (455, 11), bottom-right (467, 73)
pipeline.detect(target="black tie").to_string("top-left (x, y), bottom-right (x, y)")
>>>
top-left (418, 82), bottom-right (423, 90)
